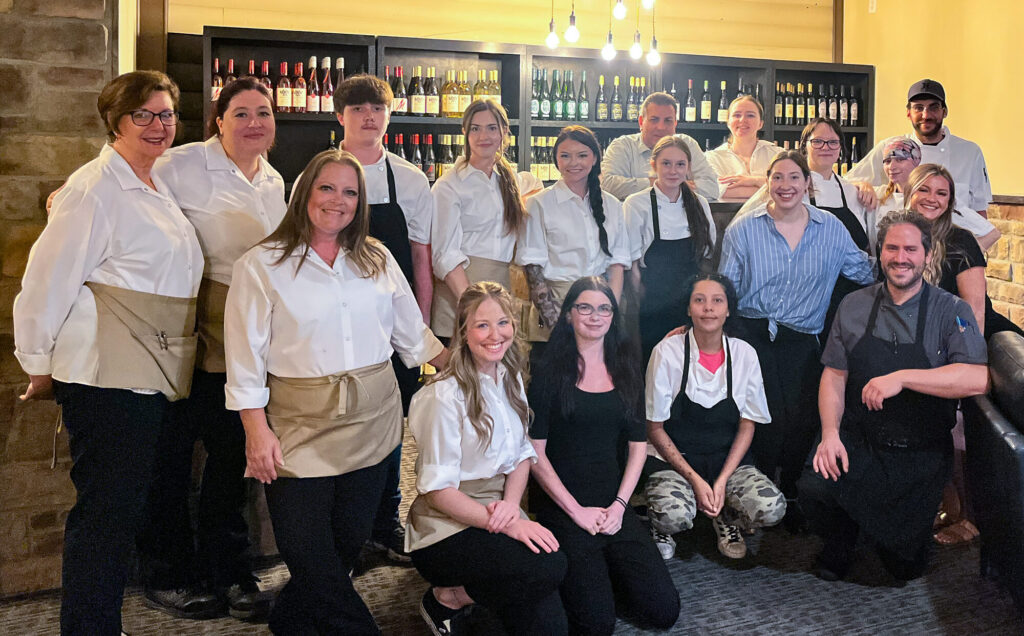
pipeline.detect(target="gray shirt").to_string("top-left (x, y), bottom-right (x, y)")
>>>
top-left (822, 282), bottom-right (987, 371)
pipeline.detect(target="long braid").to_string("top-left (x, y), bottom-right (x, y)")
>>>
top-left (587, 169), bottom-right (611, 257)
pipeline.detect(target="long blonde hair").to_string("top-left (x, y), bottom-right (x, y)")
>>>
top-left (460, 99), bottom-right (526, 236)
top-left (262, 149), bottom-right (387, 278)
top-left (906, 163), bottom-right (957, 285)
top-left (430, 281), bottom-right (530, 444)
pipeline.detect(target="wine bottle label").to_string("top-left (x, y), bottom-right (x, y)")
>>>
top-left (458, 95), bottom-right (472, 113)
top-left (445, 94), bottom-right (462, 116)
top-left (807, 104), bottom-right (816, 119)
top-left (425, 164), bottom-right (435, 181)
top-left (684, 106), bottom-right (696, 122)
top-left (612, 104), bottom-right (623, 121)
top-left (829, 104), bottom-right (838, 119)
top-left (840, 103), bottom-right (849, 121)
top-left (796, 104), bottom-right (805, 119)
top-left (700, 103), bottom-right (711, 121)
top-left (392, 97), bottom-right (408, 113)
top-left (579, 101), bottom-right (590, 120)
top-left (850, 103), bottom-right (859, 124)
top-left (596, 103), bottom-right (608, 121)
top-left (530, 163), bottom-right (540, 180)
top-left (292, 88), bottom-right (306, 107)
top-left (775, 103), bottom-right (783, 119)
top-left (540, 101), bottom-right (551, 118)
top-left (717, 109), bottom-right (728, 123)
top-left (530, 99), bottom-right (540, 118)
top-left (321, 95), bottom-right (334, 113)
top-left (784, 104), bottom-right (793, 119)
top-left (425, 96), bottom-right (440, 116)
top-left (554, 101), bottom-right (564, 119)
top-left (538, 162), bottom-right (550, 182)
top-left (276, 87), bottom-right (292, 109)
top-left (566, 101), bottom-right (577, 119)
top-left (211, 86), bottom-right (222, 102)
top-left (307, 95), bottom-right (320, 113)
top-left (411, 95), bottom-right (426, 115)
top-left (550, 165), bottom-right (561, 181)
top-left (627, 104), bottom-right (639, 122)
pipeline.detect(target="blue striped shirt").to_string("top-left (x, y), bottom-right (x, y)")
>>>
top-left (719, 203), bottom-right (874, 339)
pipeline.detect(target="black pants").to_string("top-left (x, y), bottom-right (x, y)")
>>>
top-left (369, 443), bottom-right (403, 544)
top-left (538, 506), bottom-right (679, 635)
top-left (734, 318), bottom-right (822, 497)
top-left (55, 382), bottom-right (169, 636)
top-left (412, 527), bottom-right (569, 635)
top-left (137, 370), bottom-right (251, 590)
top-left (263, 456), bottom-right (392, 635)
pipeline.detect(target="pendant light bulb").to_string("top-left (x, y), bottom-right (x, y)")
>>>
top-left (601, 31), bottom-right (616, 60)
top-left (629, 30), bottom-right (643, 59)
top-left (545, 19), bottom-right (559, 48)
top-left (613, 0), bottom-right (627, 20)
top-left (646, 36), bottom-right (660, 66)
top-left (642, 0), bottom-right (656, 9)
top-left (565, 12), bottom-right (579, 43)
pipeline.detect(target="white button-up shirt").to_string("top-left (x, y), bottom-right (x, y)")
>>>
top-left (155, 137), bottom-right (286, 286)
top-left (362, 148), bottom-right (433, 244)
top-left (623, 184), bottom-right (717, 264)
top-left (646, 331), bottom-right (770, 424)
top-left (848, 125), bottom-right (992, 212)
top-left (409, 369), bottom-right (537, 494)
top-left (515, 180), bottom-right (631, 282)
top-left (705, 140), bottom-right (783, 178)
top-left (600, 132), bottom-right (721, 202)
top-left (873, 187), bottom-right (997, 240)
top-left (224, 244), bottom-right (443, 410)
top-left (14, 144), bottom-right (203, 381)
top-left (431, 158), bottom-right (515, 280)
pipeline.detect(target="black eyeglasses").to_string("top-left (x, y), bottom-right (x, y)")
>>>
top-left (808, 138), bottom-right (841, 150)
top-left (572, 303), bottom-right (614, 317)
top-left (128, 109), bottom-right (179, 126)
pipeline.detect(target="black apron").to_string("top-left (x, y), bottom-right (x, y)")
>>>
top-left (369, 158), bottom-right (419, 413)
top-left (811, 175), bottom-right (868, 340)
top-left (663, 336), bottom-right (750, 482)
top-left (833, 284), bottom-right (955, 559)
top-left (639, 188), bottom-right (700, 364)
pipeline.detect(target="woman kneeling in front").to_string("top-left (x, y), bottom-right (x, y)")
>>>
top-left (407, 282), bottom-right (568, 636)
top-left (645, 273), bottom-right (787, 560)
top-left (529, 276), bottom-right (680, 635)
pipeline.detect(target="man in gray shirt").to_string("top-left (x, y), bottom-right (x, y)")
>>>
top-left (600, 92), bottom-right (720, 201)
top-left (799, 209), bottom-right (988, 582)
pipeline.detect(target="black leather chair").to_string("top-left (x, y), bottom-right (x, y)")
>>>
top-left (963, 331), bottom-right (1024, 612)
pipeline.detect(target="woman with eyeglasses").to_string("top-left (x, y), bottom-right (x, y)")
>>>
top-left (14, 71), bottom-right (203, 635)
top-left (528, 277), bottom-right (679, 635)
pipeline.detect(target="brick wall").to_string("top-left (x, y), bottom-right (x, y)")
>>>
top-left (986, 202), bottom-right (1024, 329)
top-left (0, 0), bottom-right (113, 597)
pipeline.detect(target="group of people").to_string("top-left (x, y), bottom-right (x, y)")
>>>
top-left (10, 65), bottom-right (1015, 636)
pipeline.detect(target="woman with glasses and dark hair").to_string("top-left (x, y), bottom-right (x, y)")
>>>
top-left (644, 273), bottom-right (785, 562)
top-left (516, 125), bottom-right (631, 366)
top-left (14, 71), bottom-right (203, 635)
top-left (528, 276), bottom-right (679, 635)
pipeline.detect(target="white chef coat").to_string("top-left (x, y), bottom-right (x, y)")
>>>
top-left (155, 137), bottom-right (286, 286)
top-left (645, 331), bottom-right (770, 424)
top-left (515, 180), bottom-right (631, 282)
top-left (623, 184), bottom-right (716, 264)
top-left (14, 144), bottom-right (203, 383)
top-left (360, 147), bottom-right (433, 244)
top-left (600, 132), bottom-right (721, 202)
top-left (848, 126), bottom-right (992, 213)
top-left (410, 368), bottom-right (536, 494)
top-left (223, 243), bottom-right (443, 411)
top-left (431, 158), bottom-right (516, 280)
top-left (873, 187), bottom-right (997, 241)
top-left (706, 140), bottom-right (783, 178)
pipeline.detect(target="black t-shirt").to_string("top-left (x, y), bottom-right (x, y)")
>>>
top-left (938, 227), bottom-right (986, 296)
top-left (529, 386), bottom-right (645, 508)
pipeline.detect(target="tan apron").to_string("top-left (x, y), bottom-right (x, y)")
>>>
top-left (523, 279), bottom-right (574, 342)
top-left (405, 473), bottom-right (528, 552)
top-left (265, 359), bottom-right (402, 479)
top-left (195, 277), bottom-right (229, 373)
top-left (430, 256), bottom-right (513, 338)
top-left (85, 281), bottom-right (198, 401)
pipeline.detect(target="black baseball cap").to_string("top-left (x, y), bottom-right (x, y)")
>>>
top-left (908, 79), bottom-right (946, 104)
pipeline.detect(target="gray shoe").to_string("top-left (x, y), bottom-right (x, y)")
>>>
top-left (143, 587), bottom-right (223, 620)
top-left (651, 527), bottom-right (677, 561)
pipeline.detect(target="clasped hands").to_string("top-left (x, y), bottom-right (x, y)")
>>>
top-left (570, 501), bottom-right (626, 536)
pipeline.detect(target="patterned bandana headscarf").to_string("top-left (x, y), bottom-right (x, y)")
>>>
top-left (882, 137), bottom-right (922, 164)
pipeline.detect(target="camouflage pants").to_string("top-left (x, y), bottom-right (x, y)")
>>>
top-left (646, 464), bottom-right (787, 534)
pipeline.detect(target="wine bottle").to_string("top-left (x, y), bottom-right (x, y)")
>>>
top-left (818, 84), bottom-right (828, 122)
top-left (457, 71), bottom-right (472, 114)
top-left (564, 70), bottom-right (577, 121)
top-left (275, 61), bottom-right (292, 113)
top-left (335, 57), bottom-right (345, 88)
top-left (292, 62), bottom-right (307, 113)
top-left (595, 74), bottom-right (608, 122)
top-left (246, 59), bottom-right (255, 79)
top-left (849, 86), bottom-right (860, 127)
top-left (455, 134), bottom-right (466, 161)
top-left (409, 66), bottom-right (425, 116)
top-left (848, 135), bottom-right (859, 171)
top-left (537, 136), bottom-right (550, 181)
top-left (211, 58), bottom-right (223, 102)
top-left (806, 83), bottom-right (816, 120)
top-left (578, 71), bottom-right (589, 121)
top-left (424, 67), bottom-right (440, 117)
top-left (506, 135), bottom-right (517, 164)
top-left (784, 82), bottom-right (794, 125)
top-left (684, 79), bottom-right (696, 123)
top-left (530, 69), bottom-right (540, 119)
top-left (611, 76), bottom-right (624, 122)
top-left (394, 133), bottom-right (406, 160)
top-left (699, 79), bottom-right (712, 123)
top-left (552, 70), bottom-right (564, 120)
top-left (258, 61), bottom-right (272, 93)
top-left (669, 82), bottom-right (679, 119)
top-left (539, 69), bottom-right (551, 120)
top-left (442, 70), bottom-right (460, 118)
top-left (392, 66), bottom-right (408, 114)
top-left (225, 59), bottom-right (237, 85)
top-left (827, 85), bottom-right (838, 121)
top-left (548, 136), bottom-right (560, 181)
top-left (626, 77), bottom-right (639, 122)
top-left (716, 80), bottom-right (729, 124)
top-left (529, 137), bottom-right (539, 180)
top-left (774, 82), bottom-right (783, 125)
top-left (439, 134), bottom-right (456, 176)
top-left (423, 133), bottom-right (436, 182)
top-left (489, 70), bottom-right (502, 104)
top-left (795, 82), bottom-right (805, 125)
top-left (328, 129), bottom-right (337, 150)
top-left (320, 58), bottom-right (334, 113)
top-left (839, 85), bottom-right (849, 127)
top-left (640, 76), bottom-right (648, 100)
top-left (410, 133), bottom-right (423, 169)
top-left (306, 56), bottom-right (320, 113)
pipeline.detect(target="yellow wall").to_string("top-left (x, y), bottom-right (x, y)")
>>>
top-left (168, 0), bottom-right (834, 62)
top-left (118, 0), bottom-right (137, 75)
top-left (844, 0), bottom-right (1024, 196)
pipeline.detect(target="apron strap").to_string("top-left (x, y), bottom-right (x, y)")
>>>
top-left (650, 188), bottom-right (662, 240)
top-left (681, 333), bottom-right (690, 394)
top-left (915, 284), bottom-right (931, 343)
top-left (385, 157), bottom-right (399, 203)
top-left (725, 336), bottom-right (734, 401)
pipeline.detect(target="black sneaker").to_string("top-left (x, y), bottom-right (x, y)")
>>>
top-left (143, 586), bottom-right (223, 619)
top-left (419, 588), bottom-right (465, 636)
top-left (369, 525), bottom-right (412, 564)
top-left (220, 577), bottom-right (272, 621)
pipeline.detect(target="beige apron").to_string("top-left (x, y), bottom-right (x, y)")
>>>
top-left (265, 359), bottom-right (402, 479)
top-left (430, 256), bottom-right (513, 338)
top-left (85, 281), bottom-right (198, 401)
top-left (405, 473), bottom-right (528, 552)
top-left (195, 278), bottom-right (229, 373)
top-left (523, 279), bottom-right (574, 342)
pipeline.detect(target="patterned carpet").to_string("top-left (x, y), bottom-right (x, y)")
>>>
top-left (2, 426), bottom-right (1021, 635)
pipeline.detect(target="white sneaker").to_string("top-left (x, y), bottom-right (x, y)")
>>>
top-left (651, 527), bottom-right (676, 560)
top-left (712, 516), bottom-right (747, 559)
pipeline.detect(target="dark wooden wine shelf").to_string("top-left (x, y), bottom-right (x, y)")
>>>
top-left (273, 112), bottom-right (339, 122)
top-left (389, 115), bottom-right (521, 126)
top-left (528, 120), bottom-right (637, 130)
